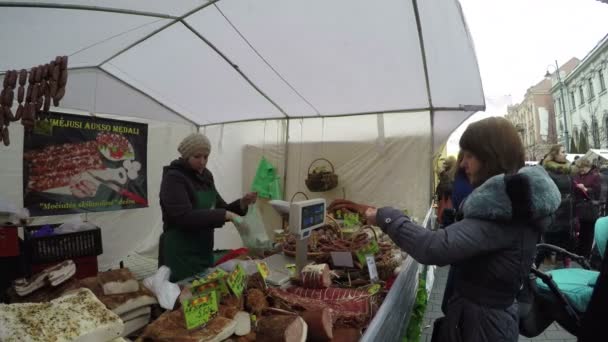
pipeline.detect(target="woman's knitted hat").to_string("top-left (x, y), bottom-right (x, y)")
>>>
top-left (178, 133), bottom-right (211, 159)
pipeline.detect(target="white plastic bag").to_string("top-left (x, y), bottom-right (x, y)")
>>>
top-left (54, 216), bottom-right (97, 234)
top-left (233, 204), bottom-right (272, 250)
top-left (143, 266), bottom-right (181, 310)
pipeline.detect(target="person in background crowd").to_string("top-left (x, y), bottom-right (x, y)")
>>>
top-left (540, 144), bottom-right (577, 267)
top-left (450, 151), bottom-right (473, 212)
top-left (365, 117), bottom-right (560, 342)
top-left (435, 156), bottom-right (457, 224)
top-left (539, 153), bottom-right (548, 166)
top-left (571, 155), bottom-right (580, 166)
top-left (543, 144), bottom-right (572, 175)
top-left (159, 132), bottom-right (257, 282)
top-left (574, 158), bottom-right (601, 259)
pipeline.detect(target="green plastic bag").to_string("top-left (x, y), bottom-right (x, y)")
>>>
top-left (251, 157), bottom-right (282, 200)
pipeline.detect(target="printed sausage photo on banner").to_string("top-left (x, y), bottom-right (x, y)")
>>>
top-left (22, 112), bottom-right (148, 216)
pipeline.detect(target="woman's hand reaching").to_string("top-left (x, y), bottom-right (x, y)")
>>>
top-left (240, 192), bottom-right (258, 210)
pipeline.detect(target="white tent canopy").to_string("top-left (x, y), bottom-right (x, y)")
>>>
top-left (0, 0), bottom-right (484, 269)
top-left (0, 0), bottom-right (484, 149)
top-left (584, 149), bottom-right (608, 161)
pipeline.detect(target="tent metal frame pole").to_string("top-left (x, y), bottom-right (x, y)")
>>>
top-left (412, 0), bottom-right (437, 209)
top-left (282, 119), bottom-right (290, 200)
top-left (0, 2), bottom-right (177, 19)
top-left (181, 20), bottom-right (289, 118)
top-left (97, 67), bottom-right (199, 127)
top-left (97, 0), bottom-right (223, 67)
top-left (198, 106), bottom-right (483, 128)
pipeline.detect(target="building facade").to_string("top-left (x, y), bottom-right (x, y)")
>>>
top-left (551, 35), bottom-right (608, 154)
top-left (506, 60), bottom-right (579, 160)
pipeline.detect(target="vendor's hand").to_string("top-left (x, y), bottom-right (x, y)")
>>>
top-left (240, 192), bottom-right (258, 209)
top-left (576, 183), bottom-right (588, 192)
top-left (225, 211), bottom-right (239, 222)
top-left (365, 208), bottom-right (378, 226)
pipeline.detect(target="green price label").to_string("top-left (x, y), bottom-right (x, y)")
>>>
top-left (227, 264), bottom-right (246, 298)
top-left (256, 262), bottom-right (269, 279)
top-left (182, 291), bottom-right (218, 330)
top-left (192, 269), bottom-right (229, 297)
top-left (356, 239), bottom-right (379, 265)
top-left (368, 284), bottom-right (381, 295)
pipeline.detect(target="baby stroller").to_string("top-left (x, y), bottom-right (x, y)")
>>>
top-left (519, 217), bottom-right (608, 337)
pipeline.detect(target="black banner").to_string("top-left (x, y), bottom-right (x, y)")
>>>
top-left (23, 112), bottom-right (148, 216)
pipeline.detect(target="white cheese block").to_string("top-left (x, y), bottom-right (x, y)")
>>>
top-left (0, 288), bottom-right (124, 342)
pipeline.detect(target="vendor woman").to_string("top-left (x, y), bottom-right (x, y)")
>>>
top-left (159, 132), bottom-right (257, 282)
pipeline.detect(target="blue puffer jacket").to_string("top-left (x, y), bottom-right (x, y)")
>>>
top-left (376, 166), bottom-right (561, 341)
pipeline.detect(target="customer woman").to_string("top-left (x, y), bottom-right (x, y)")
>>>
top-left (365, 117), bottom-right (560, 341)
top-left (159, 132), bottom-right (257, 282)
top-left (574, 158), bottom-right (601, 258)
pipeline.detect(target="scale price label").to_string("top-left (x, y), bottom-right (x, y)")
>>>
top-left (366, 254), bottom-right (379, 282)
top-left (227, 264), bottom-right (246, 298)
top-left (182, 291), bottom-right (218, 330)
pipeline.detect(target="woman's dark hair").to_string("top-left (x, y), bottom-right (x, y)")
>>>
top-left (459, 117), bottom-right (525, 185)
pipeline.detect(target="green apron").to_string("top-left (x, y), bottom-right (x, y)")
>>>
top-left (163, 190), bottom-right (217, 282)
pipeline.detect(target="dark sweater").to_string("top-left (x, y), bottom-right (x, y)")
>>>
top-left (159, 158), bottom-right (246, 231)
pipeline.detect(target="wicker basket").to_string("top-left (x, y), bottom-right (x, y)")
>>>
top-left (305, 158), bottom-right (338, 192)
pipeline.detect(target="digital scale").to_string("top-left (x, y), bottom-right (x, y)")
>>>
top-left (269, 198), bottom-right (327, 278)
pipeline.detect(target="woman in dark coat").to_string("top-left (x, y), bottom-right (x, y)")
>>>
top-left (573, 158), bottom-right (601, 258)
top-left (159, 133), bottom-right (257, 282)
top-left (366, 117), bottom-right (561, 341)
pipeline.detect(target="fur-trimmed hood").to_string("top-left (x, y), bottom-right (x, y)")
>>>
top-left (462, 166), bottom-right (561, 223)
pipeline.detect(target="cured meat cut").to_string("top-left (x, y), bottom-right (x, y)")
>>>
top-left (300, 264), bottom-right (331, 289)
top-left (257, 315), bottom-right (308, 342)
top-left (267, 287), bottom-right (376, 327)
top-left (140, 310), bottom-right (236, 342)
top-left (98, 268), bottom-right (139, 295)
top-left (73, 276), bottom-right (158, 316)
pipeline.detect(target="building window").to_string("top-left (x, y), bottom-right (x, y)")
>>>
top-left (605, 115), bottom-right (608, 147)
top-left (600, 69), bottom-right (606, 92)
top-left (570, 91), bottom-right (576, 109)
top-left (555, 99), bottom-right (561, 116)
top-left (592, 115), bottom-right (600, 148)
top-left (589, 78), bottom-right (595, 100)
top-left (579, 86), bottom-right (585, 105)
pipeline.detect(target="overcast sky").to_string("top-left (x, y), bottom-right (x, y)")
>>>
top-left (446, 0), bottom-right (608, 154)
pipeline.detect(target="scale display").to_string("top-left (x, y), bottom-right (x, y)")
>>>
top-left (289, 198), bottom-right (326, 238)
top-left (301, 203), bottom-right (325, 230)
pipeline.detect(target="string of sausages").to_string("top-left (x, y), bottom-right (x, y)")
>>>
top-left (1, 56), bottom-right (69, 146)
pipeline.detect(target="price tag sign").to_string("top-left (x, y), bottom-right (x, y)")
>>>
top-left (182, 291), bottom-right (218, 330)
top-left (227, 264), bottom-right (246, 298)
top-left (356, 239), bottom-right (379, 265)
top-left (366, 255), bottom-right (379, 282)
top-left (330, 251), bottom-right (354, 268)
top-left (368, 283), bottom-right (381, 295)
top-left (192, 269), bottom-right (229, 297)
top-left (256, 262), bottom-right (269, 279)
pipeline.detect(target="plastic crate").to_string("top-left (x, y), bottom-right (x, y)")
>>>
top-left (24, 225), bottom-right (103, 264)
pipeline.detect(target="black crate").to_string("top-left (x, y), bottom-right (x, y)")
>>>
top-left (24, 225), bottom-right (103, 264)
